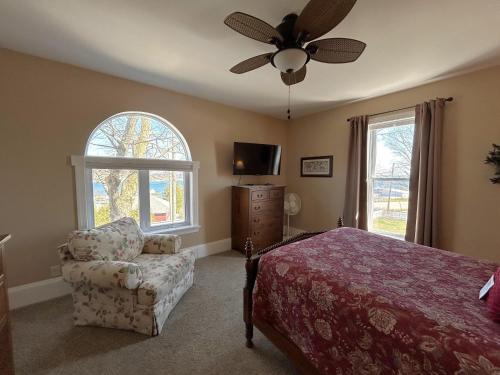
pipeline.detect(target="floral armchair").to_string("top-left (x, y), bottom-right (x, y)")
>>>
top-left (59, 217), bottom-right (195, 336)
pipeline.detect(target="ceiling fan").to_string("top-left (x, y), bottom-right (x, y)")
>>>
top-left (224, 0), bottom-right (366, 86)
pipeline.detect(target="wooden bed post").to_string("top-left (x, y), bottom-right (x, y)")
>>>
top-left (337, 216), bottom-right (344, 228)
top-left (243, 237), bottom-right (255, 348)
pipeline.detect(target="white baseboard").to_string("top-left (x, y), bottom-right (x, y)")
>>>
top-left (8, 276), bottom-right (72, 310)
top-left (184, 237), bottom-right (231, 259)
top-left (7, 237), bottom-right (232, 311)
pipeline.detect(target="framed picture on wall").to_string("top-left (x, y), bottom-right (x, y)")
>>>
top-left (300, 155), bottom-right (333, 177)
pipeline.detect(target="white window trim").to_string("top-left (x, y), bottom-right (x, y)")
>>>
top-left (71, 155), bottom-right (200, 234)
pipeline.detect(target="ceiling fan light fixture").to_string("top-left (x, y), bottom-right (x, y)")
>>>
top-left (272, 48), bottom-right (308, 73)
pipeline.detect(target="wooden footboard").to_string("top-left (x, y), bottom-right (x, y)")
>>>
top-left (243, 217), bottom-right (344, 372)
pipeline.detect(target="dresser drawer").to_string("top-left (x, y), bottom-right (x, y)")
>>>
top-left (251, 200), bottom-right (282, 214)
top-left (251, 214), bottom-right (282, 230)
top-left (251, 190), bottom-right (269, 201)
top-left (270, 189), bottom-right (283, 199)
top-left (251, 220), bottom-right (282, 234)
top-left (250, 222), bottom-right (283, 239)
top-left (250, 232), bottom-right (283, 250)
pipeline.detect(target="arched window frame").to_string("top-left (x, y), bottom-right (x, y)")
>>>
top-left (71, 112), bottom-right (200, 234)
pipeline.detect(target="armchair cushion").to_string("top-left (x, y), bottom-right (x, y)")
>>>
top-left (67, 217), bottom-right (144, 262)
top-left (142, 234), bottom-right (181, 255)
top-left (135, 250), bottom-right (195, 305)
top-left (62, 259), bottom-right (143, 289)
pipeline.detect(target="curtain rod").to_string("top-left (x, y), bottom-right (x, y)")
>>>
top-left (346, 97), bottom-right (453, 122)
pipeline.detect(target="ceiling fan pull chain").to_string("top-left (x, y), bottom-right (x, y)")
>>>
top-left (287, 85), bottom-right (291, 120)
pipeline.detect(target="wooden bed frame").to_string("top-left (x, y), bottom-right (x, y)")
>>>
top-left (243, 218), bottom-right (344, 375)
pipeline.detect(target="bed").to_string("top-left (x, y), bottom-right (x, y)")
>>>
top-left (243, 225), bottom-right (500, 374)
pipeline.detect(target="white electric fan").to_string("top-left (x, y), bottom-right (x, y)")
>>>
top-left (284, 193), bottom-right (301, 237)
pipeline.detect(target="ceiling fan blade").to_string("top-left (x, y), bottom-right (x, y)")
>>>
top-left (224, 12), bottom-right (283, 44)
top-left (230, 53), bottom-right (273, 74)
top-left (306, 38), bottom-right (365, 63)
top-left (281, 65), bottom-right (307, 86)
top-left (294, 0), bottom-right (357, 42)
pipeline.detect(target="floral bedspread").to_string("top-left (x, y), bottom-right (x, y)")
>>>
top-left (252, 228), bottom-right (500, 374)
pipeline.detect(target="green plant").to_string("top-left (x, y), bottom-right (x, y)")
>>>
top-left (94, 205), bottom-right (111, 227)
top-left (485, 144), bottom-right (500, 184)
top-left (176, 183), bottom-right (184, 218)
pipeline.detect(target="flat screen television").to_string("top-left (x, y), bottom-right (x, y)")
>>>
top-left (233, 142), bottom-right (281, 175)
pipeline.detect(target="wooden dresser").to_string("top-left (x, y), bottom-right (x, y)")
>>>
top-left (0, 234), bottom-right (14, 375)
top-left (232, 185), bottom-right (285, 253)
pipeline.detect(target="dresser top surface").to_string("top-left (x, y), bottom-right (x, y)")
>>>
top-left (232, 185), bottom-right (285, 190)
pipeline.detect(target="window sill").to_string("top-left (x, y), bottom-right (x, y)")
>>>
top-left (144, 225), bottom-right (201, 236)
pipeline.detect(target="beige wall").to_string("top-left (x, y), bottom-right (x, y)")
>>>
top-left (288, 66), bottom-right (500, 262)
top-left (2, 47), bottom-right (499, 288)
top-left (0, 49), bottom-right (287, 287)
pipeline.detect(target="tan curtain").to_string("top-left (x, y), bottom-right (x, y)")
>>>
top-left (343, 115), bottom-right (368, 229)
top-left (405, 99), bottom-right (445, 246)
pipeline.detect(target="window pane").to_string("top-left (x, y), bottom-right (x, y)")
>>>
top-left (371, 179), bottom-right (409, 238)
top-left (368, 118), bottom-right (414, 239)
top-left (87, 113), bottom-right (189, 160)
top-left (92, 169), bottom-right (139, 227)
top-left (149, 171), bottom-right (186, 226)
top-left (371, 124), bottom-right (414, 178)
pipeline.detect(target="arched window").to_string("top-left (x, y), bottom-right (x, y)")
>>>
top-left (72, 112), bottom-right (199, 234)
top-left (86, 112), bottom-right (190, 160)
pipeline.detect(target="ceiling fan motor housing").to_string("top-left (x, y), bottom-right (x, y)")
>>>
top-left (275, 13), bottom-right (301, 47)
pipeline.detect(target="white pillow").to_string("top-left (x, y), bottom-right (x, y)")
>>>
top-left (67, 217), bottom-right (144, 261)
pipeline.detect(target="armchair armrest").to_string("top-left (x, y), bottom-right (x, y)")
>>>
top-left (58, 243), bottom-right (73, 266)
top-left (142, 234), bottom-right (181, 254)
top-left (62, 260), bottom-right (143, 290)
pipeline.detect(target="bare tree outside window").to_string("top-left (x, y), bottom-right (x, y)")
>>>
top-left (87, 114), bottom-right (189, 226)
top-left (378, 124), bottom-right (414, 178)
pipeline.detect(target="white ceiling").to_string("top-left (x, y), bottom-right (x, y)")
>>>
top-left (1, 0), bottom-right (500, 119)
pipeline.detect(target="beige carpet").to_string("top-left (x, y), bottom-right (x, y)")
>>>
top-left (11, 251), bottom-right (298, 375)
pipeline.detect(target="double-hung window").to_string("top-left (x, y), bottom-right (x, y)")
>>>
top-left (72, 112), bottom-right (199, 234)
top-left (367, 109), bottom-right (415, 239)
